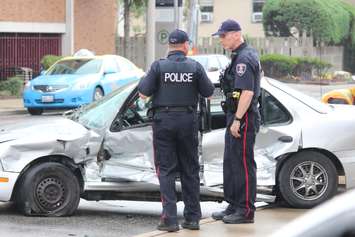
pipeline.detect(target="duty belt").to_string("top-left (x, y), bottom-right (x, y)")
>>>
top-left (154, 106), bottom-right (195, 113)
top-left (226, 91), bottom-right (241, 99)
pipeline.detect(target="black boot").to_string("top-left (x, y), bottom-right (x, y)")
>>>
top-left (212, 205), bottom-right (235, 220)
top-left (222, 212), bottom-right (254, 224)
top-left (157, 221), bottom-right (179, 232)
top-left (181, 220), bottom-right (200, 230)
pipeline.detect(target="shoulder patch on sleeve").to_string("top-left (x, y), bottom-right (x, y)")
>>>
top-left (236, 63), bottom-right (247, 77)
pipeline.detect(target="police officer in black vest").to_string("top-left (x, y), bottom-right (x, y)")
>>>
top-left (211, 19), bottom-right (261, 224)
top-left (138, 29), bottom-right (214, 232)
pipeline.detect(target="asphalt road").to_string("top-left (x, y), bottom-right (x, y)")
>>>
top-left (0, 200), bottom-right (159, 237)
top-left (0, 200), bottom-right (243, 237)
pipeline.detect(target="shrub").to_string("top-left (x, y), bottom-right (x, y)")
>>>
top-left (260, 54), bottom-right (297, 78)
top-left (261, 54), bottom-right (332, 80)
top-left (40, 55), bottom-right (63, 70)
top-left (0, 76), bottom-right (23, 96)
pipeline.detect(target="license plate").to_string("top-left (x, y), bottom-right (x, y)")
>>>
top-left (41, 95), bottom-right (54, 103)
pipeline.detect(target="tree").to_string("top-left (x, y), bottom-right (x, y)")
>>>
top-left (263, 0), bottom-right (355, 72)
top-left (262, 0), bottom-right (352, 45)
top-left (119, 0), bottom-right (147, 56)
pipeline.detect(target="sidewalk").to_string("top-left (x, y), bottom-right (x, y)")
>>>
top-left (134, 207), bottom-right (305, 237)
top-left (0, 98), bottom-right (26, 115)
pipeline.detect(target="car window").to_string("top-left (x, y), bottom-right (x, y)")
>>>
top-left (74, 82), bottom-right (138, 130)
top-left (209, 87), bottom-right (291, 126)
top-left (117, 57), bottom-right (135, 71)
top-left (208, 56), bottom-right (220, 71)
top-left (48, 59), bottom-right (102, 75)
top-left (104, 58), bottom-right (120, 73)
top-left (262, 89), bottom-right (292, 125)
top-left (189, 56), bottom-right (208, 71)
top-left (210, 87), bottom-right (225, 113)
top-left (120, 95), bottom-right (152, 128)
top-left (217, 55), bottom-right (230, 69)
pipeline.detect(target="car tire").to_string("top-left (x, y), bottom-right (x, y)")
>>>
top-left (27, 108), bottom-right (43, 115)
top-left (93, 87), bottom-right (104, 101)
top-left (278, 151), bottom-right (337, 208)
top-left (16, 162), bottom-right (80, 216)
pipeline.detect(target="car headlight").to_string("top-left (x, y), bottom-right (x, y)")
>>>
top-left (72, 81), bottom-right (92, 90)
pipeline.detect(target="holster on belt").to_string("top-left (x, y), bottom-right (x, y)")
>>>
top-left (221, 91), bottom-right (239, 113)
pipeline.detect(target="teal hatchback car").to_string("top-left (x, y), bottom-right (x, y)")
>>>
top-left (23, 55), bottom-right (144, 115)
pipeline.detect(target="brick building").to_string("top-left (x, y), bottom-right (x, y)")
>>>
top-left (0, 0), bottom-right (117, 77)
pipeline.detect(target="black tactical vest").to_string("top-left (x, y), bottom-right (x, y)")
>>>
top-left (152, 58), bottom-right (198, 107)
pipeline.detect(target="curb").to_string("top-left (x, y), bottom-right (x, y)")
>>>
top-left (0, 109), bottom-right (27, 116)
top-left (133, 218), bottom-right (217, 237)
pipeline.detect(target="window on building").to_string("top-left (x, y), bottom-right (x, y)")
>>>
top-left (199, 0), bottom-right (214, 23)
top-left (252, 0), bottom-right (265, 23)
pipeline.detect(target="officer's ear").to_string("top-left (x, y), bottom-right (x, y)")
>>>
top-left (183, 42), bottom-right (189, 54)
top-left (233, 31), bottom-right (241, 40)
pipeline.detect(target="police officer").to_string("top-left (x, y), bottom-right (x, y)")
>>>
top-left (138, 29), bottom-right (214, 232)
top-left (211, 19), bottom-right (261, 224)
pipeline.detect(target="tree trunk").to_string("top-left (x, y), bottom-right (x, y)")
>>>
top-left (123, 0), bottom-right (130, 57)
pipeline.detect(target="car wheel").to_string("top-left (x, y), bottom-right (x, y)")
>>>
top-left (16, 162), bottom-right (80, 216)
top-left (278, 151), bottom-right (337, 208)
top-left (93, 87), bottom-right (104, 101)
top-left (27, 108), bottom-right (43, 115)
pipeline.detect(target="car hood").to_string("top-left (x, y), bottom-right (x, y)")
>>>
top-left (0, 118), bottom-right (102, 172)
top-left (31, 74), bottom-right (97, 86)
top-left (0, 117), bottom-right (86, 142)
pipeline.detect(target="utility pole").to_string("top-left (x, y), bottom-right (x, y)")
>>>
top-left (174, 0), bottom-right (179, 29)
top-left (146, 0), bottom-right (155, 70)
top-left (188, 0), bottom-right (198, 45)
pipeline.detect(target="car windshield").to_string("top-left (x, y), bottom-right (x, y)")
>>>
top-left (189, 56), bottom-right (209, 71)
top-left (47, 58), bottom-right (102, 75)
top-left (69, 81), bottom-right (138, 130)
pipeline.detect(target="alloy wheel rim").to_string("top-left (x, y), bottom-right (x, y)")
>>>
top-left (289, 161), bottom-right (328, 201)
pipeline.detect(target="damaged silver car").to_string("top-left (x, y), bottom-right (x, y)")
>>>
top-left (1, 77), bottom-right (355, 216)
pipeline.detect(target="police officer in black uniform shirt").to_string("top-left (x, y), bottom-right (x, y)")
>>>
top-left (138, 29), bottom-right (214, 232)
top-left (211, 19), bottom-right (261, 224)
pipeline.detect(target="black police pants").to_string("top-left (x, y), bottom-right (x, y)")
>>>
top-left (152, 111), bottom-right (201, 225)
top-left (223, 111), bottom-right (257, 218)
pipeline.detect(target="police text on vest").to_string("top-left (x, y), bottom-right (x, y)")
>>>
top-left (164, 73), bottom-right (193, 83)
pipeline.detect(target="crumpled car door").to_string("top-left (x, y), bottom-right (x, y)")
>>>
top-left (99, 94), bottom-right (158, 184)
top-left (100, 124), bottom-right (158, 184)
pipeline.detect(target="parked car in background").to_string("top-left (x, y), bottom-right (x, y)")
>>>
top-left (2, 77), bottom-right (355, 216)
top-left (269, 189), bottom-right (355, 237)
top-left (23, 55), bottom-right (144, 115)
top-left (322, 87), bottom-right (355, 105)
top-left (188, 54), bottom-right (230, 83)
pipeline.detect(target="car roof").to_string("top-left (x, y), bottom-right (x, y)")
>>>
top-left (59, 55), bottom-right (123, 61)
top-left (188, 54), bottom-right (227, 57)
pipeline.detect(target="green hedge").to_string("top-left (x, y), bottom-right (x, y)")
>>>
top-left (40, 55), bottom-right (63, 70)
top-left (260, 54), bottom-right (332, 79)
top-left (0, 76), bottom-right (23, 96)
